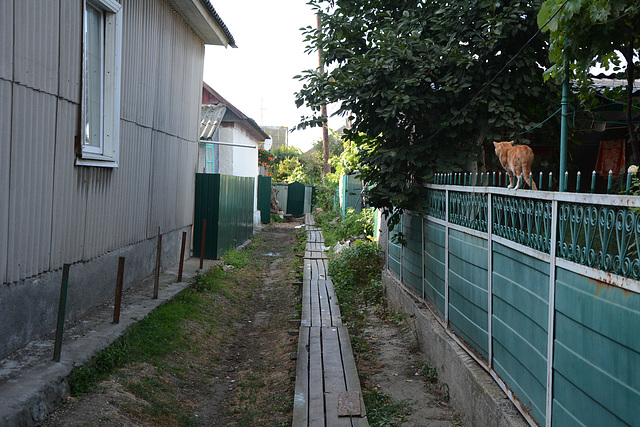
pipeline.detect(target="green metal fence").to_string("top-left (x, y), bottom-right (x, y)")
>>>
top-left (339, 174), bottom-right (365, 215)
top-left (194, 173), bottom-right (254, 259)
top-left (388, 182), bottom-right (640, 427)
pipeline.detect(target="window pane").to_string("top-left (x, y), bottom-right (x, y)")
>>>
top-left (84, 5), bottom-right (103, 151)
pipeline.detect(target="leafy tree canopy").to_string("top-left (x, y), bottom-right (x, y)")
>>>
top-left (296, 0), bottom-right (560, 226)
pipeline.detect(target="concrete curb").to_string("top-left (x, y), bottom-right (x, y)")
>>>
top-left (382, 270), bottom-right (529, 427)
top-left (0, 258), bottom-right (220, 427)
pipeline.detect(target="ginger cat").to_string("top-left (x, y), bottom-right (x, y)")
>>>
top-left (493, 141), bottom-right (537, 190)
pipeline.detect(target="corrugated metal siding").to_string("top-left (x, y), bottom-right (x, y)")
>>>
top-left (112, 121), bottom-right (152, 247)
top-left (0, 1), bottom-right (12, 80)
top-left (3, 0), bottom-right (202, 285)
top-left (7, 85), bottom-right (56, 282)
top-left (401, 213), bottom-right (422, 295)
top-left (50, 98), bottom-right (86, 268)
top-left (447, 228), bottom-right (489, 360)
top-left (58, 1), bottom-right (81, 103)
top-left (423, 220), bottom-right (446, 319)
top-left (553, 268), bottom-right (640, 427)
top-left (0, 81), bottom-right (10, 284)
top-left (492, 242), bottom-right (549, 425)
top-left (14, 1), bottom-right (59, 94)
top-left (122, 0), bottom-right (158, 127)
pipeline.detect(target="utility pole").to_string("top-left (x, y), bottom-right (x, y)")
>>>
top-left (317, 13), bottom-right (330, 177)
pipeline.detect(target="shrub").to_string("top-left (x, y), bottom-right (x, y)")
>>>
top-left (328, 241), bottom-right (384, 316)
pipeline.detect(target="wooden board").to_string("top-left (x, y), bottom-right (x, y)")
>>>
top-left (321, 327), bottom-right (351, 426)
top-left (293, 214), bottom-right (369, 427)
top-left (292, 326), bottom-right (310, 425)
top-left (308, 327), bottom-right (324, 426)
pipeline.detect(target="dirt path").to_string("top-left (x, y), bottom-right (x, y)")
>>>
top-left (43, 221), bottom-right (462, 426)
top-left (363, 314), bottom-right (462, 426)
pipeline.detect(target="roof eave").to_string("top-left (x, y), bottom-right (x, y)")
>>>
top-left (165, 0), bottom-right (237, 47)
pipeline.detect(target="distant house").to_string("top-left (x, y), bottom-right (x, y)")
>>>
top-left (199, 83), bottom-right (270, 229)
top-left (262, 125), bottom-right (290, 150)
top-left (0, 0), bottom-right (235, 359)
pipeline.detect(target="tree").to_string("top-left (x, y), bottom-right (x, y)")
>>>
top-left (538, 0), bottom-right (640, 163)
top-left (296, 0), bottom-right (560, 227)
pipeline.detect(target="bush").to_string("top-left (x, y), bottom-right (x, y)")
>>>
top-left (329, 240), bottom-right (382, 290)
top-left (328, 241), bottom-right (384, 317)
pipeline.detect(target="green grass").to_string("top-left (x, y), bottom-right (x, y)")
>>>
top-left (68, 273), bottom-right (221, 396)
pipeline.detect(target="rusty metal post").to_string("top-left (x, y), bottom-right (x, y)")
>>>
top-left (53, 264), bottom-right (70, 362)
top-left (113, 257), bottom-right (125, 324)
top-left (177, 231), bottom-right (187, 282)
top-left (199, 219), bottom-right (207, 269)
top-left (153, 229), bottom-right (162, 299)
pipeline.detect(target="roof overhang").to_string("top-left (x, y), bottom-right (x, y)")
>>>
top-left (165, 0), bottom-right (237, 47)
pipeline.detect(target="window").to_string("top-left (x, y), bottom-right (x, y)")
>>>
top-left (77, 0), bottom-right (122, 167)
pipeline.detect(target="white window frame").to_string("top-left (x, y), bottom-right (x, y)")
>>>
top-left (77, 0), bottom-right (122, 168)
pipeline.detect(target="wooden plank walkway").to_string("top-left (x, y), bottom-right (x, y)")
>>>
top-left (293, 213), bottom-right (369, 427)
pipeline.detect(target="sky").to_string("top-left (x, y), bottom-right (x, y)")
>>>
top-left (203, 0), bottom-right (344, 152)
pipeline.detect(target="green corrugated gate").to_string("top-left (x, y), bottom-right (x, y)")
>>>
top-left (194, 173), bottom-right (254, 259)
top-left (257, 175), bottom-right (271, 223)
top-left (287, 181), bottom-right (305, 218)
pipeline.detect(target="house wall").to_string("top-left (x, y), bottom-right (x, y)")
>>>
top-left (0, 0), bottom-right (205, 359)
top-left (217, 124), bottom-right (260, 219)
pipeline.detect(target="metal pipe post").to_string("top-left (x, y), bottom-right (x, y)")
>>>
top-left (153, 230), bottom-right (162, 299)
top-left (177, 231), bottom-right (187, 282)
top-left (199, 219), bottom-right (207, 269)
top-left (113, 257), bottom-right (125, 324)
top-left (559, 63), bottom-right (570, 192)
top-left (53, 264), bottom-right (70, 362)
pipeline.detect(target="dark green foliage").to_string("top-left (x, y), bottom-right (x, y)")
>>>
top-left (315, 207), bottom-right (375, 246)
top-left (296, 0), bottom-right (560, 228)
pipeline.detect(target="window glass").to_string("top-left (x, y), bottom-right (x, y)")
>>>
top-left (84, 4), bottom-right (103, 153)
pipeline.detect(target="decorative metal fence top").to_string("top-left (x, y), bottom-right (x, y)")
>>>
top-left (434, 168), bottom-right (640, 195)
top-left (426, 172), bottom-right (640, 281)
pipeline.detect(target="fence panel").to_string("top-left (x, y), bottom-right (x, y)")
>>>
top-left (552, 267), bottom-right (640, 427)
top-left (448, 228), bottom-right (489, 360)
top-left (423, 220), bottom-right (446, 319)
top-left (492, 242), bottom-right (550, 425)
top-left (387, 182), bottom-right (640, 427)
top-left (287, 181), bottom-right (306, 217)
top-left (388, 216), bottom-right (403, 278)
top-left (194, 173), bottom-right (254, 259)
top-left (401, 213), bottom-right (423, 296)
top-left (257, 175), bottom-right (271, 223)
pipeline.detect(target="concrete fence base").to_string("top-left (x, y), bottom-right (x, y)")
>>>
top-left (382, 270), bottom-right (529, 427)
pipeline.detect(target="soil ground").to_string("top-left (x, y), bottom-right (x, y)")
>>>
top-left (42, 221), bottom-right (462, 426)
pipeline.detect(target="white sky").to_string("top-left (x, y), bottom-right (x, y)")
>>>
top-left (203, 1), bottom-right (345, 152)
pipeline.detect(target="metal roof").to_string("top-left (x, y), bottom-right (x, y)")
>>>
top-left (200, 104), bottom-right (227, 140)
top-left (165, 0), bottom-right (237, 47)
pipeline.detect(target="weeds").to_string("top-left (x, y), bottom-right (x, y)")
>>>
top-left (363, 389), bottom-right (411, 426)
top-left (418, 361), bottom-right (438, 384)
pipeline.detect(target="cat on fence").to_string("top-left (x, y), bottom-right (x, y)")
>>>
top-left (493, 140), bottom-right (537, 190)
